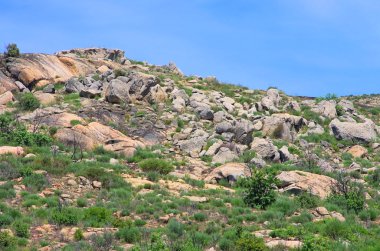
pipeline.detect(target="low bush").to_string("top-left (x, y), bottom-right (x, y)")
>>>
top-left (0, 231), bottom-right (16, 250)
top-left (193, 212), bottom-right (207, 222)
top-left (127, 147), bottom-right (162, 163)
top-left (236, 233), bottom-right (267, 251)
top-left (139, 158), bottom-right (174, 174)
top-left (74, 229), bottom-right (84, 241)
top-left (13, 220), bottom-right (29, 238)
top-left (83, 207), bottom-right (112, 227)
top-left (22, 173), bottom-right (49, 192)
top-left (116, 227), bottom-right (141, 243)
top-left (50, 207), bottom-right (80, 226)
top-left (17, 93), bottom-right (40, 111)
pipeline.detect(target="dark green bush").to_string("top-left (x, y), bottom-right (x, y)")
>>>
top-left (116, 227), bottom-right (141, 243)
top-left (238, 170), bottom-right (278, 209)
top-left (51, 207), bottom-right (80, 226)
top-left (83, 207), bottom-right (112, 227)
top-left (76, 198), bottom-right (87, 208)
top-left (5, 43), bottom-right (20, 58)
top-left (13, 220), bottom-right (29, 238)
top-left (296, 191), bottom-right (320, 208)
top-left (193, 212), bottom-right (207, 222)
top-left (17, 93), bottom-right (40, 111)
top-left (139, 158), bottom-right (174, 174)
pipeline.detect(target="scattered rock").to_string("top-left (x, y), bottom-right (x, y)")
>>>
top-left (347, 145), bottom-right (368, 158)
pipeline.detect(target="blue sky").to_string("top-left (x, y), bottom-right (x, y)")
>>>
top-left (1, 0), bottom-right (380, 97)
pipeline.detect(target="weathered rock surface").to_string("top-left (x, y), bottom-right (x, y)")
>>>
top-left (250, 138), bottom-right (280, 161)
top-left (55, 122), bottom-right (145, 156)
top-left (0, 146), bottom-right (24, 156)
top-left (205, 163), bottom-right (250, 183)
top-left (262, 113), bottom-right (306, 141)
top-left (277, 170), bottom-right (337, 198)
top-left (330, 119), bottom-right (377, 143)
top-left (347, 145), bottom-right (368, 158)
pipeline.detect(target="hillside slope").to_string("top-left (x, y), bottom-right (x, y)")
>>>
top-left (0, 48), bottom-right (379, 250)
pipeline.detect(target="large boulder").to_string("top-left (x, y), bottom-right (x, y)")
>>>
top-left (0, 91), bottom-right (15, 105)
top-left (0, 146), bottom-right (24, 156)
top-left (311, 100), bottom-right (337, 118)
top-left (250, 138), bottom-right (280, 161)
top-left (54, 122), bottom-right (145, 157)
top-left (177, 129), bottom-right (209, 157)
top-left (329, 119), bottom-right (377, 143)
top-left (259, 88), bottom-right (281, 111)
top-left (105, 72), bottom-right (166, 104)
top-left (212, 147), bottom-right (238, 164)
top-left (276, 170), bottom-right (337, 198)
top-left (105, 79), bottom-right (129, 103)
top-left (205, 163), bottom-right (250, 183)
top-left (262, 113), bottom-right (306, 142)
top-left (19, 108), bottom-right (85, 128)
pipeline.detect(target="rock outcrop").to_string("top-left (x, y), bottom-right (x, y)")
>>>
top-left (276, 171), bottom-right (337, 198)
top-left (329, 119), bottom-right (377, 143)
top-left (55, 122), bottom-right (145, 157)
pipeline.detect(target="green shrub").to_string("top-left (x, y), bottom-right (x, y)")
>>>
top-left (17, 93), bottom-right (40, 111)
top-left (116, 227), bottom-right (141, 243)
top-left (139, 158), bottom-right (173, 174)
top-left (70, 120), bottom-right (82, 126)
top-left (359, 209), bottom-right (379, 221)
top-left (166, 219), bottom-right (184, 240)
top-left (76, 198), bottom-right (87, 207)
top-left (22, 173), bottom-right (49, 192)
top-left (238, 170), bottom-right (278, 209)
top-left (336, 105), bottom-right (344, 116)
top-left (114, 69), bottom-right (128, 78)
top-left (0, 231), bottom-right (16, 250)
top-left (239, 150), bottom-right (256, 163)
top-left (322, 219), bottom-right (349, 240)
top-left (296, 191), bottom-right (320, 208)
top-left (51, 207), bottom-right (80, 225)
top-left (0, 162), bottom-right (20, 180)
top-left (5, 43), bottom-right (20, 57)
top-left (75, 166), bottom-right (128, 189)
top-left (193, 212), bottom-right (207, 222)
top-left (127, 147), bottom-right (162, 163)
top-left (301, 235), bottom-right (331, 251)
top-left (74, 229), bottom-right (84, 241)
top-left (236, 233), bottom-right (267, 251)
top-left (83, 207), bottom-right (112, 227)
top-left (90, 232), bottom-right (114, 250)
top-left (13, 220), bottom-right (29, 238)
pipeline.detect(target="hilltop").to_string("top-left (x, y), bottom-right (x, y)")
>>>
top-left (0, 47), bottom-right (379, 250)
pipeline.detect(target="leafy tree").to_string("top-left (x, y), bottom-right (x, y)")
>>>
top-left (238, 170), bottom-right (279, 209)
top-left (4, 43), bottom-right (20, 58)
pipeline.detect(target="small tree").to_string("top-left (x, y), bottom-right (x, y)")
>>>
top-left (5, 43), bottom-right (20, 58)
top-left (329, 172), bottom-right (365, 213)
top-left (238, 169), bottom-right (279, 209)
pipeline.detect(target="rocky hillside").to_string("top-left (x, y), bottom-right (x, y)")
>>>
top-left (0, 48), bottom-right (379, 250)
